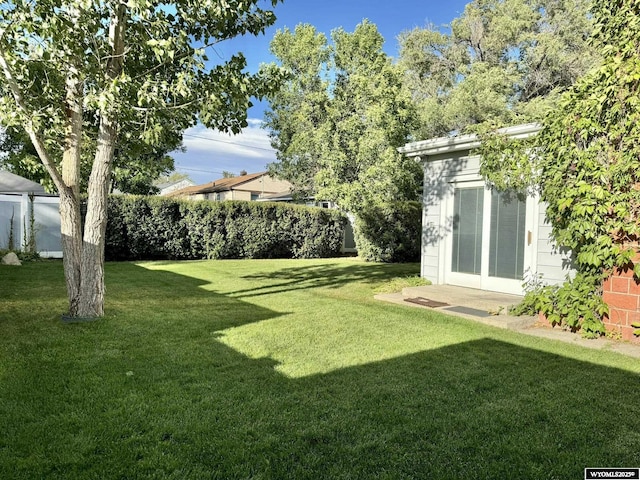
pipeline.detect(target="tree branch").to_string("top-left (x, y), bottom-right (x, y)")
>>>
top-left (0, 47), bottom-right (67, 193)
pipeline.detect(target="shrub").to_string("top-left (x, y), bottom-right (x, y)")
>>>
top-left (354, 201), bottom-right (422, 263)
top-left (105, 196), bottom-right (347, 261)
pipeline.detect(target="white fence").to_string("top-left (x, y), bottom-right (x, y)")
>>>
top-left (0, 193), bottom-right (62, 258)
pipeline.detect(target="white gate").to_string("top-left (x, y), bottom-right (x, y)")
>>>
top-left (0, 193), bottom-right (62, 258)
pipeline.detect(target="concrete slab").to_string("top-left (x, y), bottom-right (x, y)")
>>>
top-left (517, 325), bottom-right (640, 358)
top-left (402, 285), bottom-right (523, 315)
top-left (374, 285), bottom-right (640, 358)
top-left (373, 291), bottom-right (536, 330)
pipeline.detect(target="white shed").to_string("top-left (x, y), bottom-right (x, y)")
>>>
top-left (0, 171), bottom-right (62, 258)
top-left (399, 124), bottom-right (573, 296)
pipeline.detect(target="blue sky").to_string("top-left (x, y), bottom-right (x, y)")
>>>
top-left (172, 0), bottom-right (470, 184)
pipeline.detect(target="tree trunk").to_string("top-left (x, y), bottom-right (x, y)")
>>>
top-left (60, 70), bottom-right (83, 316)
top-left (59, 190), bottom-right (83, 315)
top-left (75, 1), bottom-right (126, 317)
top-left (77, 119), bottom-right (116, 317)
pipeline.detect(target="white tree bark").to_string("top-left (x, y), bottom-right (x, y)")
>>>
top-left (76, 1), bottom-right (126, 317)
top-left (60, 69), bottom-right (83, 315)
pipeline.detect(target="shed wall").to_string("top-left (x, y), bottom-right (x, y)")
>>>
top-left (420, 150), bottom-right (573, 291)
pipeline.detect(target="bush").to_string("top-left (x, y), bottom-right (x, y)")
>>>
top-left (354, 201), bottom-right (422, 263)
top-left (105, 196), bottom-right (347, 261)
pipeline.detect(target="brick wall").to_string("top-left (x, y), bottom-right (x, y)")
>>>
top-left (602, 262), bottom-right (640, 342)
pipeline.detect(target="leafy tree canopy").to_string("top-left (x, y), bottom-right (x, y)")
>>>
top-left (0, 125), bottom-right (180, 195)
top-left (0, 0), bottom-right (283, 317)
top-left (264, 21), bottom-right (421, 214)
top-left (398, 0), bottom-right (597, 139)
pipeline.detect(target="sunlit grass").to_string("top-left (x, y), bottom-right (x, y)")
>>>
top-left (1, 258), bottom-right (639, 479)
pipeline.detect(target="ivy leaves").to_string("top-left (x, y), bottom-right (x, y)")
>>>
top-left (481, 1), bottom-right (640, 336)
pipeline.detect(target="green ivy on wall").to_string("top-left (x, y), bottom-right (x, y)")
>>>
top-left (480, 0), bottom-right (640, 337)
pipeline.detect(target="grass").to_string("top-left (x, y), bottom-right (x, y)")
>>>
top-left (372, 274), bottom-right (431, 294)
top-left (1, 258), bottom-right (639, 479)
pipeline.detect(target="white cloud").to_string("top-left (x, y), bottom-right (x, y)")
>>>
top-left (172, 119), bottom-right (278, 184)
top-left (181, 121), bottom-right (274, 159)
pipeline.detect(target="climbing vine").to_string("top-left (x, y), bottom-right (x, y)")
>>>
top-left (480, 0), bottom-right (640, 337)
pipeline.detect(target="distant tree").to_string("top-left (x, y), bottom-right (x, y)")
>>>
top-left (222, 171), bottom-right (236, 178)
top-left (264, 21), bottom-right (421, 261)
top-left (398, 0), bottom-right (597, 138)
top-left (0, 0), bottom-right (282, 318)
top-left (239, 169), bottom-right (248, 176)
top-left (265, 21), bottom-right (420, 213)
top-left (264, 23), bottom-right (331, 199)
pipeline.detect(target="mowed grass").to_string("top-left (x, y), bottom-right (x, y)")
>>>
top-left (1, 258), bottom-right (639, 479)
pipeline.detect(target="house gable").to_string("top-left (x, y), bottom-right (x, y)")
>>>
top-left (168, 172), bottom-right (292, 201)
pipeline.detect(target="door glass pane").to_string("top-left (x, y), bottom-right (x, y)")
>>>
top-left (34, 201), bottom-right (62, 252)
top-left (451, 187), bottom-right (483, 275)
top-left (0, 198), bottom-right (21, 250)
top-left (489, 191), bottom-right (525, 280)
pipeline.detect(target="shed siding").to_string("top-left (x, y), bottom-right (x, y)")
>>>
top-left (421, 151), bottom-right (479, 284)
top-left (534, 206), bottom-right (574, 285)
top-left (420, 149), bottom-right (570, 290)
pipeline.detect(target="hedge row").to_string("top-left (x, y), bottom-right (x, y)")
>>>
top-left (105, 196), bottom-right (348, 261)
top-left (354, 201), bottom-right (422, 263)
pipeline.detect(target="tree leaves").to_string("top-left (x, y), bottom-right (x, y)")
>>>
top-left (398, 0), bottom-right (597, 139)
top-left (264, 21), bottom-right (420, 214)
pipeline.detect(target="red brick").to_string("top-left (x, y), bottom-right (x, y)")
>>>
top-left (603, 277), bottom-right (613, 293)
top-left (620, 326), bottom-right (639, 342)
top-left (604, 307), bottom-right (628, 325)
top-left (610, 277), bottom-right (631, 293)
top-left (629, 278), bottom-right (640, 295)
top-left (603, 291), bottom-right (639, 310)
top-left (627, 311), bottom-right (640, 326)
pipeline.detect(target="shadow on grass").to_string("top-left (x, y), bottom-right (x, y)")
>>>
top-left (1, 262), bottom-right (639, 479)
top-left (2, 337), bottom-right (639, 477)
top-left (103, 262), bottom-right (287, 332)
top-left (228, 261), bottom-right (418, 298)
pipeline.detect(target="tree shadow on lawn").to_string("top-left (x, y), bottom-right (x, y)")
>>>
top-left (227, 261), bottom-right (419, 298)
top-left (2, 316), bottom-right (639, 480)
top-left (103, 262), bottom-right (289, 332)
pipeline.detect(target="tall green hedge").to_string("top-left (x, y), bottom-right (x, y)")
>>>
top-left (105, 196), bottom-right (348, 261)
top-left (354, 201), bottom-right (422, 263)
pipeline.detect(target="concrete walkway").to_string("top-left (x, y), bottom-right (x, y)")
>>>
top-left (375, 284), bottom-right (640, 359)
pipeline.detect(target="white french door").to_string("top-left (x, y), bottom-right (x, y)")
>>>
top-left (445, 183), bottom-right (534, 295)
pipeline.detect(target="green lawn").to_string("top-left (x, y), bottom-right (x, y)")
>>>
top-left (1, 258), bottom-right (639, 479)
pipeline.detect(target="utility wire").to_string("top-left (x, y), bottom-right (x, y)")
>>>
top-left (174, 166), bottom-right (227, 175)
top-left (183, 133), bottom-right (275, 153)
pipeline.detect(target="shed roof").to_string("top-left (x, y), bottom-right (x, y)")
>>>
top-left (0, 170), bottom-right (46, 194)
top-left (399, 123), bottom-right (541, 159)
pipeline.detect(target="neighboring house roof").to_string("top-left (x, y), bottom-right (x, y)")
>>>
top-left (157, 178), bottom-right (196, 196)
top-left (0, 170), bottom-right (46, 194)
top-left (168, 172), bottom-right (271, 198)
